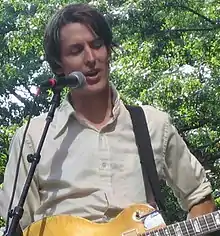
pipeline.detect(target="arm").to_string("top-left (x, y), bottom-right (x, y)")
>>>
top-left (163, 115), bottom-right (215, 216)
top-left (0, 126), bottom-right (40, 230)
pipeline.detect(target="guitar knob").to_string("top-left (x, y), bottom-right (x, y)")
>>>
top-left (135, 211), bottom-right (141, 219)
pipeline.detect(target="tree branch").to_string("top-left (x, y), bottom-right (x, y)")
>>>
top-left (179, 120), bottom-right (207, 133)
top-left (8, 89), bottom-right (28, 105)
top-left (196, 137), bottom-right (220, 150)
top-left (22, 84), bottom-right (36, 98)
top-left (165, 3), bottom-right (216, 25)
top-left (146, 26), bottom-right (220, 37)
top-left (164, 26), bottom-right (220, 33)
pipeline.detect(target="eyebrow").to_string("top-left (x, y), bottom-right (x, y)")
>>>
top-left (67, 37), bottom-right (102, 49)
top-left (67, 43), bottom-right (82, 49)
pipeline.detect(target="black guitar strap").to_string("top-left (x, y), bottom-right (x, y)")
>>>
top-left (126, 105), bottom-right (165, 212)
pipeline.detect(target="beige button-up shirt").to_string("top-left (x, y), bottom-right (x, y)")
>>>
top-left (0, 86), bottom-right (212, 229)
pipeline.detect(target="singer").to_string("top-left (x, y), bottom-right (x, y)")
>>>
top-left (0, 3), bottom-right (216, 235)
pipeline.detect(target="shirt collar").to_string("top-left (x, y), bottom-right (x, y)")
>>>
top-left (53, 82), bottom-right (121, 138)
top-left (53, 95), bottom-right (75, 139)
top-left (111, 82), bottom-right (121, 119)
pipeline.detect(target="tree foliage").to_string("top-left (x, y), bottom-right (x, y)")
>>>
top-left (1, 0), bottom-right (220, 225)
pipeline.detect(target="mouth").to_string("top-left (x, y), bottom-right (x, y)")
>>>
top-left (84, 69), bottom-right (101, 79)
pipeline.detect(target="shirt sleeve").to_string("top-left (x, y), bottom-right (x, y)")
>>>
top-left (0, 126), bottom-right (40, 229)
top-left (163, 115), bottom-right (213, 211)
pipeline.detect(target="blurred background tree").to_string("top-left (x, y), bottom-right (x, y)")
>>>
top-left (1, 0), bottom-right (220, 227)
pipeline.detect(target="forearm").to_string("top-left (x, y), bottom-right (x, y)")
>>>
top-left (188, 195), bottom-right (217, 236)
top-left (188, 194), bottom-right (216, 218)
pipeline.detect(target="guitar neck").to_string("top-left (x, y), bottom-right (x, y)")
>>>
top-left (145, 210), bottom-right (220, 236)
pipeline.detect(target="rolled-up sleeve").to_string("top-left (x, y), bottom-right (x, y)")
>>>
top-left (0, 126), bottom-right (40, 229)
top-left (163, 116), bottom-right (212, 211)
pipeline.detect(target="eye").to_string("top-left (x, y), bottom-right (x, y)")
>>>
top-left (70, 44), bottom-right (84, 55)
top-left (90, 38), bottom-right (104, 49)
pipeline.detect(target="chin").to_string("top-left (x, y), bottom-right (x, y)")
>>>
top-left (84, 80), bottom-right (109, 95)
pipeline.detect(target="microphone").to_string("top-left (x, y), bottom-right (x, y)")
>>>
top-left (40, 71), bottom-right (86, 90)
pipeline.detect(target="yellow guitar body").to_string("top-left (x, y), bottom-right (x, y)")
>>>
top-left (23, 204), bottom-right (165, 236)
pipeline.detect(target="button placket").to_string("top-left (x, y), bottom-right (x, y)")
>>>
top-left (98, 133), bottom-right (111, 183)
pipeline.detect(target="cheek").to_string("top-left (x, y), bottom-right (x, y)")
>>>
top-left (99, 55), bottom-right (109, 69)
top-left (98, 47), bottom-right (109, 64)
top-left (62, 56), bottom-right (84, 72)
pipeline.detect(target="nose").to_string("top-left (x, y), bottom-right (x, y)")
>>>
top-left (84, 45), bottom-right (96, 68)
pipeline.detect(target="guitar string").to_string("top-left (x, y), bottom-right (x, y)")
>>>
top-left (137, 210), bottom-right (220, 236)
top-left (138, 220), bottom-right (220, 236)
top-left (167, 221), bottom-right (219, 235)
top-left (124, 218), bottom-right (220, 236)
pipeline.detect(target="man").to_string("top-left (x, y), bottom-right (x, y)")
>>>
top-left (0, 2), bottom-right (216, 232)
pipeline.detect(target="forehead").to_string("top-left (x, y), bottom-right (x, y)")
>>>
top-left (60, 22), bottom-right (97, 45)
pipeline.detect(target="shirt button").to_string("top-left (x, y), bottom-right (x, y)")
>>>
top-left (102, 162), bottom-right (107, 168)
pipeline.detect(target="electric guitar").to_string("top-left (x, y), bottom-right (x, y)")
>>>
top-left (23, 203), bottom-right (220, 236)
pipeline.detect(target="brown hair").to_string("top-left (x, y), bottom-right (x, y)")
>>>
top-left (43, 3), bottom-right (113, 75)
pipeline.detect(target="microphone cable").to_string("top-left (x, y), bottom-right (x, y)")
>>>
top-left (4, 93), bottom-right (39, 235)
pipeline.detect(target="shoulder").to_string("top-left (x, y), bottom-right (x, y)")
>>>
top-left (10, 113), bottom-right (48, 149)
top-left (23, 113), bottom-right (49, 135)
top-left (124, 104), bottom-right (171, 143)
top-left (140, 105), bottom-right (170, 132)
top-left (134, 105), bottom-right (171, 177)
top-left (11, 113), bottom-right (46, 140)
top-left (29, 113), bottom-right (48, 129)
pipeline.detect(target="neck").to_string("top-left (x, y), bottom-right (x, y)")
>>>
top-left (70, 85), bottom-right (113, 126)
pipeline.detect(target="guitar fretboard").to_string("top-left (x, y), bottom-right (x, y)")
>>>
top-left (143, 210), bottom-right (220, 236)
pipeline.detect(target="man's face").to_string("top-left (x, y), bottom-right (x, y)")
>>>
top-left (59, 22), bottom-right (110, 94)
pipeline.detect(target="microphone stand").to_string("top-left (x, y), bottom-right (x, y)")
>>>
top-left (5, 88), bottom-right (62, 236)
